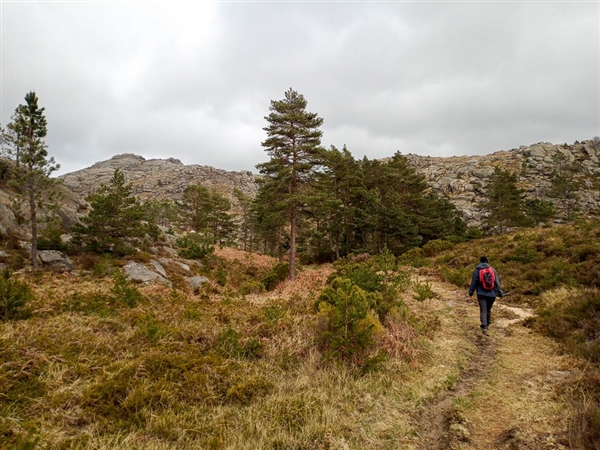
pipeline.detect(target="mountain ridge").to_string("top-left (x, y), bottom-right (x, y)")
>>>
top-left (59, 139), bottom-right (600, 227)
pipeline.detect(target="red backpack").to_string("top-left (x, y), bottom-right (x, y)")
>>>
top-left (479, 267), bottom-right (496, 291)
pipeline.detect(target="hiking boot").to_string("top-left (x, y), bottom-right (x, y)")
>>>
top-left (481, 328), bottom-right (489, 336)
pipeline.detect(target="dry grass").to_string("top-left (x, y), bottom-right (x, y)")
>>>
top-left (0, 260), bottom-right (480, 449)
top-left (214, 246), bottom-right (277, 273)
top-left (455, 325), bottom-right (579, 449)
top-left (2, 242), bottom-right (596, 449)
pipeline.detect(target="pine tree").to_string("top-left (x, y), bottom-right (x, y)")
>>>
top-left (73, 169), bottom-right (146, 255)
top-left (233, 188), bottom-right (253, 251)
top-left (256, 88), bottom-right (324, 280)
top-left (548, 152), bottom-right (581, 221)
top-left (180, 184), bottom-right (236, 244)
top-left (250, 178), bottom-right (288, 260)
top-left (483, 168), bottom-right (529, 233)
top-left (316, 145), bottom-right (365, 259)
top-left (4, 92), bottom-right (59, 268)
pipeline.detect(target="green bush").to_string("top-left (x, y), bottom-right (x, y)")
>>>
top-left (440, 266), bottom-right (471, 288)
top-left (0, 270), bottom-right (33, 320)
top-left (422, 239), bottom-right (456, 257)
top-left (412, 279), bottom-right (435, 303)
top-left (316, 278), bottom-right (381, 367)
top-left (329, 259), bottom-right (385, 293)
top-left (91, 255), bottom-right (116, 278)
top-left (216, 327), bottom-right (262, 359)
top-left (398, 247), bottom-right (429, 267)
top-left (507, 241), bottom-right (540, 264)
top-left (261, 262), bottom-right (290, 291)
top-left (110, 271), bottom-right (142, 308)
top-left (239, 280), bottom-right (266, 295)
top-left (535, 288), bottom-right (600, 362)
top-left (176, 233), bottom-right (215, 260)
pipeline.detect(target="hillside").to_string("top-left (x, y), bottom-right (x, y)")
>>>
top-left (59, 140), bottom-right (600, 227)
top-left (60, 153), bottom-right (259, 203)
top-left (1, 222), bottom-right (598, 448)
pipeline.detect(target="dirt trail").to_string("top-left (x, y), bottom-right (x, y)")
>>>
top-left (413, 278), bottom-right (577, 450)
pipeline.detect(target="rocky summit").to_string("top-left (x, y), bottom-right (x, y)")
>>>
top-left (60, 153), bottom-right (259, 202)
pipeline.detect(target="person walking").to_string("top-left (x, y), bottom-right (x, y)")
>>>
top-left (469, 256), bottom-right (504, 335)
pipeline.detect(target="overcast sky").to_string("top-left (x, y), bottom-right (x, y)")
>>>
top-left (1, 1), bottom-right (599, 176)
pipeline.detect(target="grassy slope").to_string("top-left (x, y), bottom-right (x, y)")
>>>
top-left (1, 222), bottom-right (599, 449)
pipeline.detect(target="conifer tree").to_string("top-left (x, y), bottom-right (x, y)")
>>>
top-left (4, 92), bottom-right (59, 268)
top-left (233, 188), bottom-right (253, 251)
top-left (483, 168), bottom-right (529, 233)
top-left (73, 169), bottom-right (146, 254)
top-left (256, 88), bottom-right (324, 280)
top-left (317, 145), bottom-right (365, 259)
top-left (548, 152), bottom-right (581, 221)
top-left (251, 178), bottom-right (288, 260)
top-left (180, 184), bottom-right (236, 245)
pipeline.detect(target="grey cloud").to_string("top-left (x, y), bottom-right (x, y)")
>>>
top-left (1, 2), bottom-right (598, 176)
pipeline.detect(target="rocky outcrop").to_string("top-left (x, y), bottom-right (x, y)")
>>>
top-left (400, 140), bottom-right (600, 226)
top-left (55, 140), bottom-right (600, 229)
top-left (60, 153), bottom-right (259, 205)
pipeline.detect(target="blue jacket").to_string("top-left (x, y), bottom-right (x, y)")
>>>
top-left (469, 263), bottom-right (504, 298)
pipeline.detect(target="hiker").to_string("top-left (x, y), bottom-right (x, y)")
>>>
top-left (468, 256), bottom-right (504, 335)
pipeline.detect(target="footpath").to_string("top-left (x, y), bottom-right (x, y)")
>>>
top-left (412, 276), bottom-right (580, 450)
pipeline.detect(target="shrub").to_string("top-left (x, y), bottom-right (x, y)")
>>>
top-left (261, 262), bottom-right (290, 291)
top-left (422, 239), bottom-right (456, 257)
top-left (176, 233), bottom-right (215, 260)
top-left (507, 241), bottom-right (539, 264)
top-left (91, 254), bottom-right (116, 278)
top-left (239, 280), bottom-right (265, 295)
top-left (440, 266), bottom-right (471, 288)
top-left (535, 288), bottom-right (600, 362)
top-left (138, 313), bottom-right (168, 342)
top-left (329, 258), bottom-right (385, 293)
top-left (398, 247), bottom-right (429, 267)
top-left (0, 270), bottom-right (33, 320)
top-left (412, 279), bottom-right (435, 303)
top-left (110, 271), bottom-right (142, 308)
top-left (216, 327), bottom-right (262, 359)
top-left (316, 278), bottom-right (382, 367)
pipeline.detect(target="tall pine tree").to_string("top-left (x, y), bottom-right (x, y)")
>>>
top-left (256, 88), bottom-right (324, 280)
top-left (483, 168), bottom-right (529, 233)
top-left (5, 92), bottom-right (59, 268)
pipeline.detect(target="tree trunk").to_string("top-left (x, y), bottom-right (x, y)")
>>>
top-left (277, 227), bottom-right (283, 262)
top-left (29, 186), bottom-right (38, 269)
top-left (289, 205), bottom-right (296, 281)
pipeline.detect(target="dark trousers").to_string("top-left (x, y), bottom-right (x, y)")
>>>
top-left (477, 295), bottom-right (496, 329)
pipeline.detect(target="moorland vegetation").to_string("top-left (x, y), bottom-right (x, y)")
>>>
top-left (0, 90), bottom-right (599, 448)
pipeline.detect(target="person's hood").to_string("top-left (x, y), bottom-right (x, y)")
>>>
top-left (476, 263), bottom-right (490, 270)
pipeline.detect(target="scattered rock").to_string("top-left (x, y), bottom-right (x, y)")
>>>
top-left (123, 261), bottom-right (171, 287)
top-left (150, 259), bottom-right (167, 278)
top-left (37, 250), bottom-right (73, 273)
top-left (186, 276), bottom-right (210, 291)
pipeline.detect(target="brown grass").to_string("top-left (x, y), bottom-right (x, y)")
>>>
top-left (2, 242), bottom-right (595, 449)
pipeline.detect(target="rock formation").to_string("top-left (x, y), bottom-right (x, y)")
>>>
top-left (60, 153), bottom-right (259, 203)
top-left (400, 140), bottom-right (600, 226)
